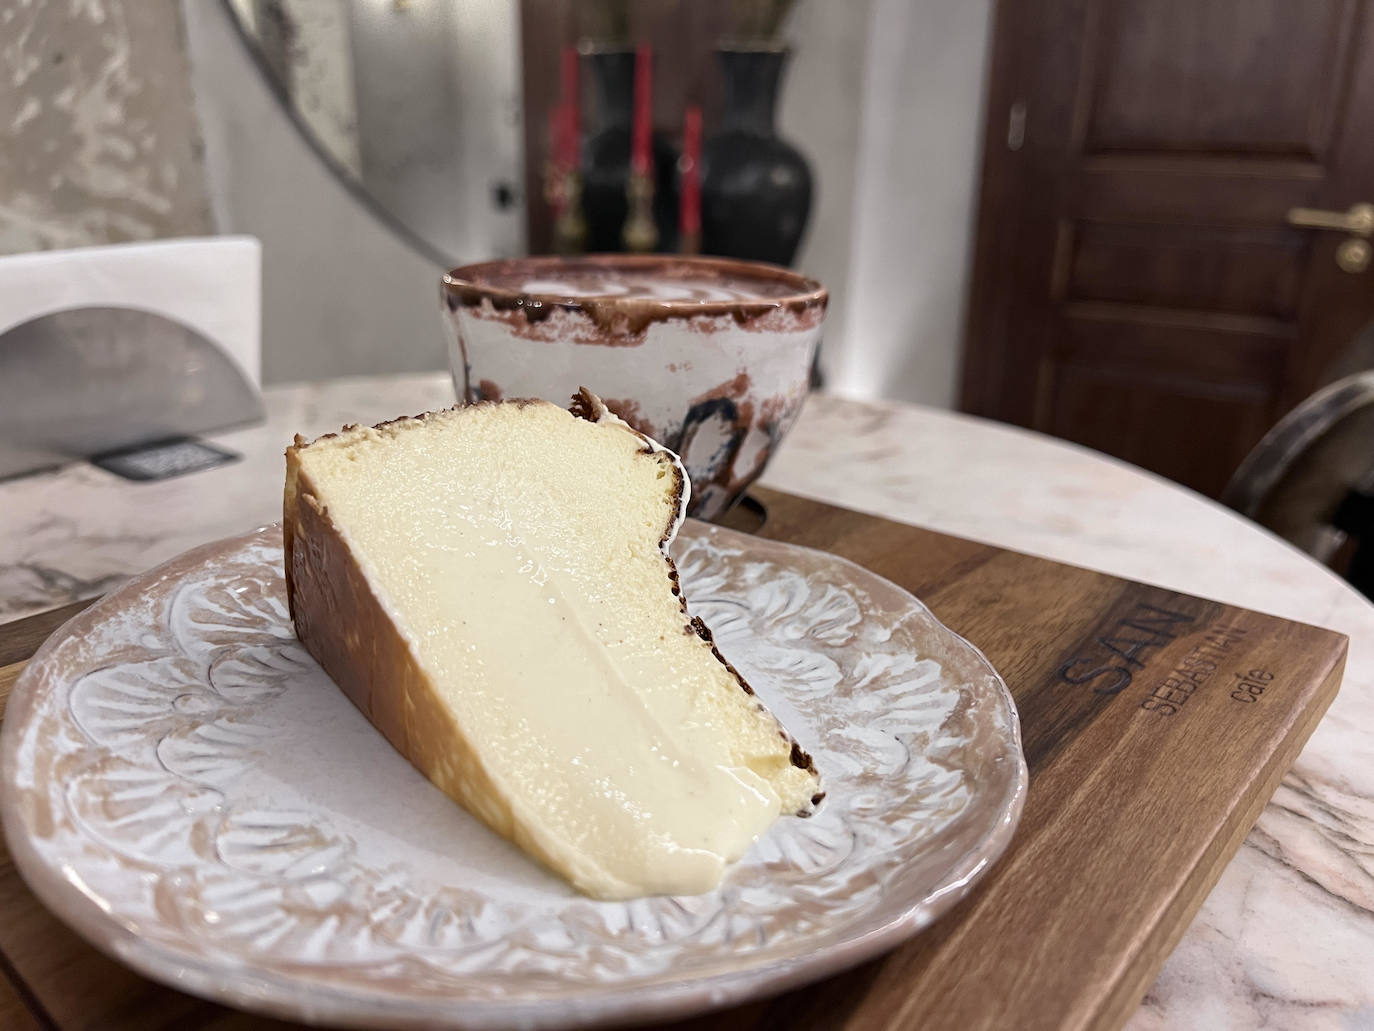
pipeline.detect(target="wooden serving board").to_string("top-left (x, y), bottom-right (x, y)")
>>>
top-left (0, 490), bottom-right (1346, 1031)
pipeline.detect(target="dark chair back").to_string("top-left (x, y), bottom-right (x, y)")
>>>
top-left (1223, 371), bottom-right (1374, 597)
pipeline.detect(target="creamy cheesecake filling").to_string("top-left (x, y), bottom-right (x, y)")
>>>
top-left (291, 400), bottom-right (817, 898)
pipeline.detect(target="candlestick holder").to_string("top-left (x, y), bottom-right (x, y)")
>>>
top-left (581, 46), bottom-right (678, 253)
top-left (552, 168), bottom-right (588, 255)
top-left (622, 168), bottom-right (659, 252)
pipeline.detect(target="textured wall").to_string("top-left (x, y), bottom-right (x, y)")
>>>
top-left (0, 0), bottom-right (211, 253)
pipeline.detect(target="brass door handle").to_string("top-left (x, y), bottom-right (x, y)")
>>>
top-left (1336, 239), bottom-right (1371, 274)
top-left (1286, 202), bottom-right (1374, 236)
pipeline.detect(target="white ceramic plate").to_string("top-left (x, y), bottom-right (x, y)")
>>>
top-left (1, 522), bottom-right (1026, 1030)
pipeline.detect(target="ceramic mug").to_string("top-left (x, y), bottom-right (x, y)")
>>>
top-left (440, 255), bottom-right (827, 520)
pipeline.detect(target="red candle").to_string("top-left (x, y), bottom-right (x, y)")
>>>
top-left (560, 46), bottom-right (579, 169)
top-left (680, 105), bottom-right (702, 241)
top-left (546, 107), bottom-right (566, 216)
top-left (631, 42), bottom-right (653, 178)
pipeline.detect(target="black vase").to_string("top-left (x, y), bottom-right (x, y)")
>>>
top-left (701, 46), bottom-right (812, 267)
top-left (581, 49), bottom-right (680, 254)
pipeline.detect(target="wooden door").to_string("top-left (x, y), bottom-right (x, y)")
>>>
top-left (961, 0), bottom-right (1374, 498)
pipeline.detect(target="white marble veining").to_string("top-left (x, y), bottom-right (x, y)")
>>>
top-left (0, 0), bottom-right (211, 254)
top-left (0, 373), bottom-right (457, 621)
top-left (3, 374), bottom-right (1373, 1028)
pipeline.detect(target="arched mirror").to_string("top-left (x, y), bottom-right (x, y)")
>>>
top-left (223, 0), bottom-right (528, 266)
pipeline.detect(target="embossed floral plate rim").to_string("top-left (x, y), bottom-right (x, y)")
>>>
top-left (1, 522), bottom-right (1027, 1031)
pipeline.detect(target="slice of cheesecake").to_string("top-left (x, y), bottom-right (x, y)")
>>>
top-left (283, 389), bottom-right (820, 899)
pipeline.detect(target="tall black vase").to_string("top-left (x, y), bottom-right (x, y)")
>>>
top-left (701, 46), bottom-right (812, 267)
top-left (581, 49), bottom-right (680, 254)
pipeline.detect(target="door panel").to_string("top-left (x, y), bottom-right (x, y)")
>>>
top-left (1046, 313), bottom-right (1287, 496)
top-left (1061, 222), bottom-right (1305, 318)
top-left (1047, 316), bottom-right (1289, 416)
top-left (1084, 0), bottom-right (1356, 157)
top-left (1071, 166), bottom-right (1324, 224)
top-left (962, 0), bottom-right (1374, 498)
top-left (1049, 363), bottom-right (1276, 496)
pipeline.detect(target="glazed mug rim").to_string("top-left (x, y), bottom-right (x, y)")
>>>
top-left (442, 254), bottom-right (828, 326)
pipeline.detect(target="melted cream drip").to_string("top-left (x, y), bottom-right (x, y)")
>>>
top-left (298, 401), bottom-right (790, 898)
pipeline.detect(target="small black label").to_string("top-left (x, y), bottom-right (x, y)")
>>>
top-left (91, 437), bottom-right (239, 481)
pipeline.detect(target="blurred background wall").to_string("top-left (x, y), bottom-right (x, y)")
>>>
top-left (836, 0), bottom-right (993, 408)
top-left (0, 0), bottom-right (996, 406)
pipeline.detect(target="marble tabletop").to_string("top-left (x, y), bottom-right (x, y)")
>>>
top-left (3, 371), bottom-right (1372, 1029)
